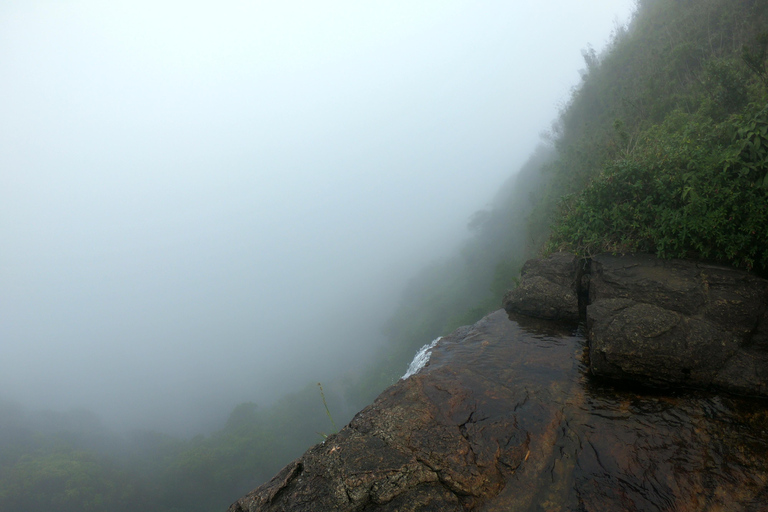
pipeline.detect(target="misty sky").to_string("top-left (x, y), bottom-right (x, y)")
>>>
top-left (0, 0), bottom-right (634, 433)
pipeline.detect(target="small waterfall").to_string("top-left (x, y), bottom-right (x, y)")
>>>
top-left (401, 336), bottom-right (442, 379)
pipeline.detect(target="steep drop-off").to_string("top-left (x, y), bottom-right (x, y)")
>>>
top-left (229, 309), bottom-right (768, 511)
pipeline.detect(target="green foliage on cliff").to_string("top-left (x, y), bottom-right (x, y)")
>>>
top-left (548, 108), bottom-right (768, 271)
top-left (542, 0), bottom-right (768, 273)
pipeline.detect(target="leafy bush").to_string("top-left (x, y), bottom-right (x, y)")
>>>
top-left (548, 107), bottom-right (768, 273)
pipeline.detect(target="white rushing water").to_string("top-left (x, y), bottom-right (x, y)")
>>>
top-left (401, 337), bottom-right (442, 380)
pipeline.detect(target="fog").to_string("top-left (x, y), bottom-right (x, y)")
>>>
top-left (0, 0), bottom-right (634, 434)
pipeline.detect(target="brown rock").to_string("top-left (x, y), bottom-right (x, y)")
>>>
top-left (229, 310), bottom-right (768, 511)
top-left (588, 253), bottom-right (768, 332)
top-left (229, 312), bottom-right (543, 512)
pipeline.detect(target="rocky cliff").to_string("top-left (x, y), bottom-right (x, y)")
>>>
top-left (229, 266), bottom-right (768, 511)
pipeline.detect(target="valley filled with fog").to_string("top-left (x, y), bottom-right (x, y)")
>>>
top-left (1, 0), bottom-right (633, 435)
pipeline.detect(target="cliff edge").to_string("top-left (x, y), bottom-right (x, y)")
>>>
top-left (229, 281), bottom-right (768, 510)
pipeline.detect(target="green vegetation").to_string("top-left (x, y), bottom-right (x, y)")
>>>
top-left (548, 108), bottom-right (768, 271)
top-left (4, 0), bottom-right (768, 510)
top-left (0, 386), bottom-right (344, 512)
top-left (541, 0), bottom-right (768, 274)
top-left (316, 383), bottom-right (338, 438)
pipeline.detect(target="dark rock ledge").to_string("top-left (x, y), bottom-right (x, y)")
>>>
top-left (227, 253), bottom-right (768, 511)
top-left (228, 313), bottom-right (580, 512)
top-left (504, 252), bottom-right (768, 396)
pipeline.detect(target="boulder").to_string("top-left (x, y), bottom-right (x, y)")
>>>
top-left (502, 252), bottom-right (581, 321)
top-left (587, 253), bottom-right (768, 394)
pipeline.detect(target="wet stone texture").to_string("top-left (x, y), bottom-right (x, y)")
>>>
top-left (228, 310), bottom-right (768, 511)
top-left (587, 253), bottom-right (768, 395)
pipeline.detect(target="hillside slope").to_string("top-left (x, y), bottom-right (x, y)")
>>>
top-left (544, 0), bottom-right (768, 272)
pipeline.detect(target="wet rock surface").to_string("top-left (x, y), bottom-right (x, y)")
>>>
top-left (229, 310), bottom-right (768, 511)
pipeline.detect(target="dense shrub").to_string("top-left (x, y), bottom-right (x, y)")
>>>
top-left (538, 0), bottom-right (768, 275)
top-left (548, 106), bottom-right (768, 273)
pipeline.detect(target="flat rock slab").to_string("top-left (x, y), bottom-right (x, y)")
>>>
top-left (588, 254), bottom-right (768, 394)
top-left (589, 253), bottom-right (768, 333)
top-left (229, 310), bottom-right (768, 511)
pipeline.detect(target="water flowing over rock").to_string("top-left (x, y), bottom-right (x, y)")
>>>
top-left (401, 336), bottom-right (443, 380)
top-left (228, 310), bottom-right (768, 511)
